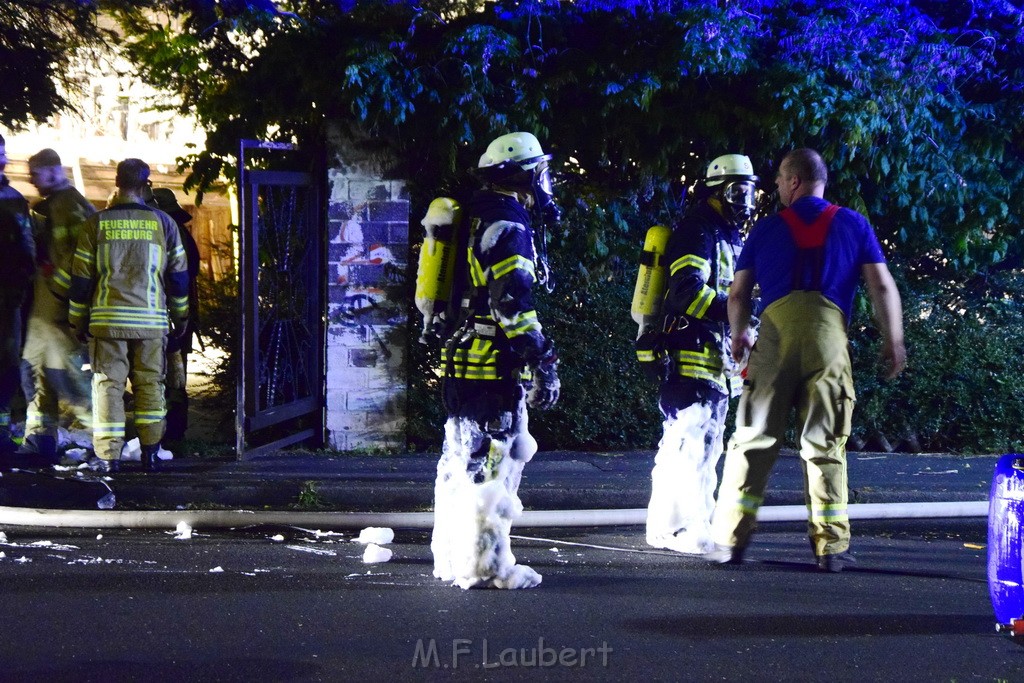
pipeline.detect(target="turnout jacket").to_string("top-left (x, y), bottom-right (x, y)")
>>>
top-left (68, 202), bottom-right (189, 339)
top-left (660, 202), bottom-right (742, 394)
top-left (0, 176), bottom-right (35, 303)
top-left (30, 184), bottom-right (96, 320)
top-left (442, 190), bottom-right (552, 385)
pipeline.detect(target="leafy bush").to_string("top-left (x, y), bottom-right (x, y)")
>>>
top-left (850, 268), bottom-right (1024, 454)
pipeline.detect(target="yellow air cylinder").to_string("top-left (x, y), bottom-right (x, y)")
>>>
top-left (415, 197), bottom-right (462, 342)
top-left (630, 224), bottom-right (672, 336)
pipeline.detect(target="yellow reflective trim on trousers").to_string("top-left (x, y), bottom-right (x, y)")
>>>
top-left (809, 503), bottom-right (849, 522)
top-left (93, 422), bottom-right (125, 436)
top-left (25, 410), bottom-right (55, 428)
top-left (685, 285), bottom-right (715, 318)
top-left (490, 254), bottom-right (536, 282)
top-left (636, 349), bottom-right (656, 362)
top-left (738, 492), bottom-right (763, 516)
top-left (75, 247), bottom-right (94, 264)
top-left (135, 411), bottom-right (166, 425)
top-left (669, 254), bottom-right (710, 278)
top-left (501, 310), bottom-right (540, 338)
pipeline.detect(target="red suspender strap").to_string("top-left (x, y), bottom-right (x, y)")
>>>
top-left (779, 203), bottom-right (840, 248)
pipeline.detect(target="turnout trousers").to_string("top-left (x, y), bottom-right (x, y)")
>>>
top-left (432, 381), bottom-right (541, 589)
top-left (22, 315), bottom-right (92, 452)
top-left (90, 336), bottom-right (166, 462)
top-left (711, 291), bottom-right (856, 556)
top-left (646, 379), bottom-right (728, 555)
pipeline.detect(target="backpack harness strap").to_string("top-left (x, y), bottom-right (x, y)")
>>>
top-left (779, 203), bottom-right (840, 291)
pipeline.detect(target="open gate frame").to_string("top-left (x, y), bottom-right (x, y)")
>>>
top-left (236, 139), bottom-right (327, 457)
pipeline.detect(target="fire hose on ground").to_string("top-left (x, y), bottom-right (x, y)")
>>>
top-left (0, 500), bottom-right (989, 530)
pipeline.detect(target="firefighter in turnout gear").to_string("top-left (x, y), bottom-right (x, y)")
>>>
top-left (642, 153), bottom-right (758, 555)
top-left (68, 159), bottom-right (190, 473)
top-left (430, 132), bottom-right (561, 589)
top-left (21, 149), bottom-right (96, 461)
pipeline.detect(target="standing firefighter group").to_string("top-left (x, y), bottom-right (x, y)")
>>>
top-left (416, 134), bottom-right (906, 589)
top-left (0, 142), bottom-right (200, 473)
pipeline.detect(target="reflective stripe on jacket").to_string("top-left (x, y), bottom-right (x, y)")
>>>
top-left (443, 191), bottom-right (549, 384)
top-left (69, 202), bottom-right (190, 339)
top-left (658, 203), bottom-right (742, 392)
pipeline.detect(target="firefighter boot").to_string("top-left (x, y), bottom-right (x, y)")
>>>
top-left (141, 443), bottom-right (161, 472)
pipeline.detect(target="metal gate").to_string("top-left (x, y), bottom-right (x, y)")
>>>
top-left (236, 139), bottom-right (325, 457)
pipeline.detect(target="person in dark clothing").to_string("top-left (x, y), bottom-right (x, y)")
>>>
top-left (430, 132), bottom-right (561, 590)
top-left (0, 134), bottom-right (37, 457)
top-left (642, 154), bottom-right (759, 555)
top-left (148, 187), bottom-right (200, 444)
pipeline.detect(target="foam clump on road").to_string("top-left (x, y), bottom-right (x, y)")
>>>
top-left (119, 438), bottom-right (174, 462)
top-left (354, 527), bottom-right (394, 545)
top-left (362, 543), bottom-right (393, 564)
top-left (174, 521), bottom-right (193, 540)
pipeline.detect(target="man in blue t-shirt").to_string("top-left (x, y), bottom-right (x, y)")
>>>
top-left (708, 148), bottom-right (906, 572)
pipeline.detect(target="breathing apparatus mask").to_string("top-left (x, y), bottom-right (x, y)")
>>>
top-left (703, 153), bottom-right (759, 225)
top-left (476, 132), bottom-right (561, 291)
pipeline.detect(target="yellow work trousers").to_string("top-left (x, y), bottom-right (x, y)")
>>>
top-left (90, 336), bottom-right (167, 461)
top-left (712, 291), bottom-right (856, 556)
top-left (22, 315), bottom-right (92, 440)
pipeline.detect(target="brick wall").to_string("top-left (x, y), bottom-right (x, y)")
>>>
top-left (324, 147), bottom-right (409, 451)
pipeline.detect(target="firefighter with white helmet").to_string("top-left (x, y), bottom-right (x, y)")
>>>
top-left (639, 152), bottom-right (758, 555)
top-left (429, 131), bottom-right (560, 590)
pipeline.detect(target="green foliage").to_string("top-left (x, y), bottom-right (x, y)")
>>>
top-left (296, 480), bottom-right (325, 508)
top-left (0, 1), bottom-right (111, 127)
top-left (850, 269), bottom-right (1024, 454)
top-left (530, 250), bottom-right (663, 449)
top-left (112, 0), bottom-right (1024, 452)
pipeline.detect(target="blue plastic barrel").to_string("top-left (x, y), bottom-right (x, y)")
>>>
top-left (988, 454), bottom-right (1024, 633)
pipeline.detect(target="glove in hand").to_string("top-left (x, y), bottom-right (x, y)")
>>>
top-left (635, 331), bottom-right (670, 382)
top-left (527, 358), bottom-right (560, 410)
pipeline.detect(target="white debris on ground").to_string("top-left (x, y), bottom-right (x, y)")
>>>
top-left (354, 527), bottom-right (394, 545)
top-left (362, 543), bottom-right (392, 564)
top-left (209, 566), bottom-right (224, 573)
top-left (173, 522), bottom-right (193, 540)
top-left (286, 545), bottom-right (336, 556)
top-left (270, 534), bottom-right (285, 542)
top-left (118, 438), bottom-right (174, 462)
top-left (62, 447), bottom-right (90, 464)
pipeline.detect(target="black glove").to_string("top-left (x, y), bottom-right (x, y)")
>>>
top-left (635, 331), bottom-right (670, 382)
top-left (167, 322), bottom-right (190, 354)
top-left (527, 348), bottom-right (560, 410)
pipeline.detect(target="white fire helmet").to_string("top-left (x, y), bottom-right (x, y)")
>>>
top-left (477, 132), bottom-right (557, 219)
top-left (478, 132), bottom-right (550, 171)
top-left (705, 153), bottom-right (758, 222)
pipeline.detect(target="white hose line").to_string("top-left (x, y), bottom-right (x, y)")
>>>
top-left (0, 500), bottom-right (989, 530)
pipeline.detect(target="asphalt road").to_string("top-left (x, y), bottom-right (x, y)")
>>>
top-left (0, 519), bottom-right (1019, 682)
